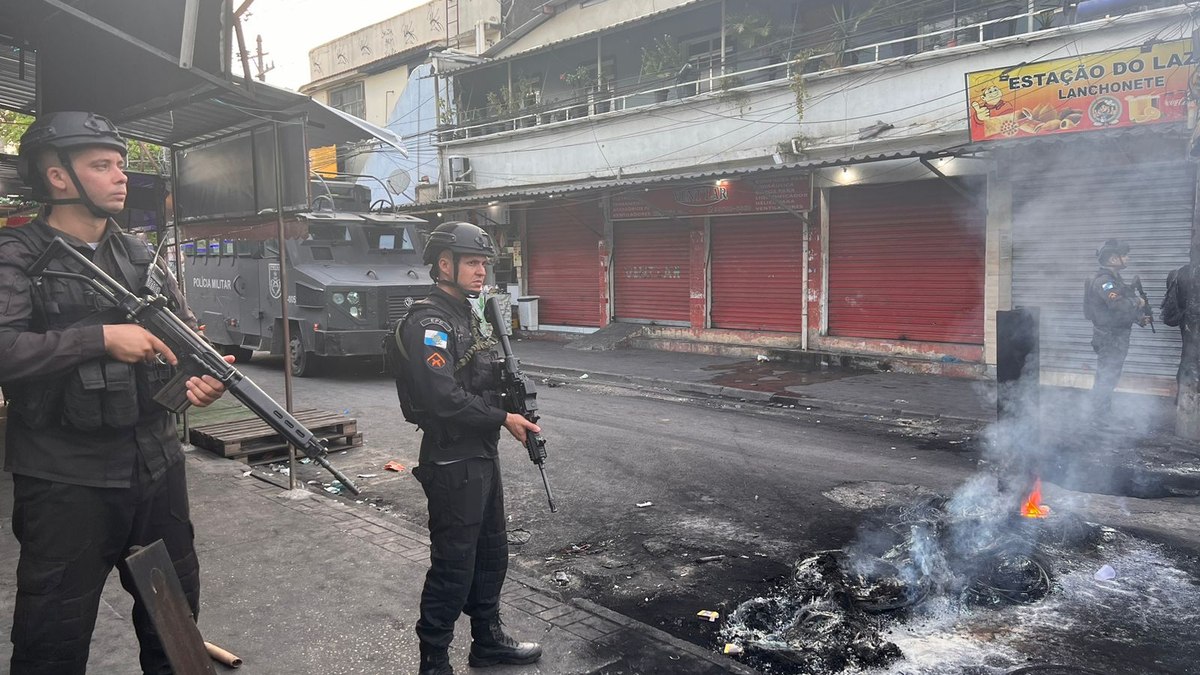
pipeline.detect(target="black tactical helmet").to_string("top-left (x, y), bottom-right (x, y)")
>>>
top-left (18, 112), bottom-right (128, 217)
top-left (422, 221), bottom-right (497, 266)
top-left (1097, 238), bottom-right (1130, 264)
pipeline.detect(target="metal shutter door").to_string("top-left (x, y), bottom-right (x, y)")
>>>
top-left (526, 204), bottom-right (603, 327)
top-left (1011, 160), bottom-right (1194, 379)
top-left (828, 181), bottom-right (985, 344)
top-left (613, 222), bottom-right (691, 324)
top-left (711, 215), bottom-right (805, 332)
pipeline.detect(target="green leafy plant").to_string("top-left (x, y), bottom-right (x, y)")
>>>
top-left (561, 64), bottom-right (597, 88)
top-left (726, 12), bottom-right (775, 53)
top-left (640, 34), bottom-right (687, 79)
top-left (485, 75), bottom-right (540, 116)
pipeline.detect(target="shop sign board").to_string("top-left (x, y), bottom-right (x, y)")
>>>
top-left (966, 39), bottom-right (1194, 143)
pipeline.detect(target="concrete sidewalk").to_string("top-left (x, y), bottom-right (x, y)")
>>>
top-left (511, 337), bottom-right (1186, 430)
top-left (0, 434), bottom-right (754, 675)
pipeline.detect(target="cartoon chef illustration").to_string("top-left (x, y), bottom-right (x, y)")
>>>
top-left (971, 85), bottom-right (1014, 121)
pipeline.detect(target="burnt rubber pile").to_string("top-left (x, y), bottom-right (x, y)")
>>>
top-left (719, 491), bottom-right (1200, 674)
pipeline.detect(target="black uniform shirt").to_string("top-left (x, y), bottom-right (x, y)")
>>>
top-left (1088, 268), bottom-right (1141, 330)
top-left (400, 287), bottom-right (507, 464)
top-left (0, 218), bottom-right (191, 487)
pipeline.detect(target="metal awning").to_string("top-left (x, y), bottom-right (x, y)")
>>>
top-left (420, 143), bottom-right (971, 208)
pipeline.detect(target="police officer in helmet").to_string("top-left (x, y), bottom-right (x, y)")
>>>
top-left (393, 221), bottom-right (542, 674)
top-left (0, 112), bottom-right (232, 674)
top-left (1084, 238), bottom-right (1149, 422)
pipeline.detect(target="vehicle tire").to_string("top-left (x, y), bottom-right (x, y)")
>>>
top-left (288, 335), bottom-right (319, 377)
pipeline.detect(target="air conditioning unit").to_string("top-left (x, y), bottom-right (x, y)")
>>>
top-left (448, 156), bottom-right (473, 184)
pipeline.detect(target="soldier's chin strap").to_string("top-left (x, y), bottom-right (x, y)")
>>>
top-left (436, 252), bottom-right (483, 299)
top-left (44, 148), bottom-right (123, 219)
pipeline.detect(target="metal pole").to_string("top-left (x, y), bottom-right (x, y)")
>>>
top-left (273, 122), bottom-right (297, 488)
top-left (170, 148), bottom-right (190, 444)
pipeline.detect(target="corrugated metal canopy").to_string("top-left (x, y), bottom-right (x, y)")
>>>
top-left (425, 144), bottom-right (967, 207)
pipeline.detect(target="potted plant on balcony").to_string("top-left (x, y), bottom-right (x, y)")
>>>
top-left (561, 64), bottom-right (597, 117)
top-left (726, 12), bottom-right (778, 83)
top-left (640, 34), bottom-right (687, 102)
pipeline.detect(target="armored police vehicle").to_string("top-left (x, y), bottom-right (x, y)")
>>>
top-left (182, 199), bottom-right (430, 377)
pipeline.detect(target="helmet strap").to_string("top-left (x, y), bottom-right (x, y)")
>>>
top-left (434, 252), bottom-right (482, 299)
top-left (51, 148), bottom-right (122, 218)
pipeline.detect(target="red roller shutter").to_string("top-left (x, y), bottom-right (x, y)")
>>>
top-left (613, 222), bottom-right (691, 324)
top-left (711, 215), bottom-right (805, 332)
top-left (828, 180), bottom-right (984, 344)
top-left (526, 203), bottom-right (603, 327)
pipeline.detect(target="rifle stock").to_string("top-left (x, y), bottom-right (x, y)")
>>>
top-left (29, 237), bottom-right (361, 495)
top-left (484, 296), bottom-right (556, 513)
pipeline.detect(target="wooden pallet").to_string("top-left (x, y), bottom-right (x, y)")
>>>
top-left (189, 408), bottom-right (361, 462)
top-left (226, 432), bottom-right (364, 466)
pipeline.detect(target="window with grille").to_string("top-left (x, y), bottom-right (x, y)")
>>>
top-left (329, 82), bottom-right (365, 119)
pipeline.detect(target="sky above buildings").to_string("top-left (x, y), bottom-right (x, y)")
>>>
top-left (242, 0), bottom-right (425, 90)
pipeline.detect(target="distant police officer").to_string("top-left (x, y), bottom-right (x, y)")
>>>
top-left (1084, 239), bottom-right (1149, 420)
top-left (392, 222), bottom-right (542, 675)
top-left (0, 112), bottom-right (231, 674)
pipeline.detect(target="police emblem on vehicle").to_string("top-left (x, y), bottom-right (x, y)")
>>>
top-left (268, 263), bottom-right (282, 300)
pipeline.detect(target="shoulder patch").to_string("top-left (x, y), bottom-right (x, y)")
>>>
top-left (419, 316), bottom-right (452, 331)
top-left (1101, 281), bottom-right (1115, 292)
top-left (1107, 291), bottom-right (1119, 300)
top-left (424, 329), bottom-right (448, 348)
top-left (426, 352), bottom-right (448, 369)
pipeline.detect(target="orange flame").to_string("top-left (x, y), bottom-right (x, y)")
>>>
top-left (1021, 478), bottom-right (1051, 519)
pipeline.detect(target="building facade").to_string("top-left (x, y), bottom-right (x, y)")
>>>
top-left (404, 0), bottom-right (1194, 396)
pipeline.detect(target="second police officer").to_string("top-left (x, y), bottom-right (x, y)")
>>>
top-left (1084, 238), bottom-right (1150, 422)
top-left (389, 221), bottom-right (543, 675)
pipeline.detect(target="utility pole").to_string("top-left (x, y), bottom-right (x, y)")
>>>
top-left (252, 34), bottom-right (274, 82)
top-left (1176, 27), bottom-right (1200, 438)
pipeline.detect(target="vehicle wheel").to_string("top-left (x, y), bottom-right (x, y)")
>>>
top-left (288, 335), bottom-right (318, 377)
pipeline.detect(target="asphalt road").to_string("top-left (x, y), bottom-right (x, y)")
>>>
top-left (225, 356), bottom-right (1200, 674)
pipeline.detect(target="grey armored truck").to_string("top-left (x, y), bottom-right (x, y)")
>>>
top-left (182, 209), bottom-right (431, 376)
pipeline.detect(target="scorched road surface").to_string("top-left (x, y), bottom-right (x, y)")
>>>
top-left (229, 357), bottom-right (1200, 674)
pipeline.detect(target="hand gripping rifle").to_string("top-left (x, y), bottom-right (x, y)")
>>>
top-left (484, 297), bottom-right (556, 513)
top-left (1132, 276), bottom-right (1156, 333)
top-left (29, 237), bottom-right (361, 495)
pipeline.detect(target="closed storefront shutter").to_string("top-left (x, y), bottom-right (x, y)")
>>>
top-left (526, 203), bottom-right (603, 327)
top-left (613, 221), bottom-right (691, 324)
top-left (828, 180), bottom-right (986, 344)
top-left (1011, 158), bottom-right (1194, 380)
top-left (710, 215), bottom-right (805, 332)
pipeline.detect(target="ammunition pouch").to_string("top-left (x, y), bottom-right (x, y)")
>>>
top-left (62, 358), bottom-right (139, 430)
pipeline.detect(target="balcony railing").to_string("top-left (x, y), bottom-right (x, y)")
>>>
top-left (436, 3), bottom-right (1168, 143)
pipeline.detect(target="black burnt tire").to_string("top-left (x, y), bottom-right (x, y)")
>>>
top-left (288, 335), bottom-right (319, 377)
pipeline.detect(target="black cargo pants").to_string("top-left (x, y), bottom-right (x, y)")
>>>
top-left (9, 460), bottom-right (199, 675)
top-left (1091, 326), bottom-right (1132, 417)
top-left (413, 457), bottom-right (508, 649)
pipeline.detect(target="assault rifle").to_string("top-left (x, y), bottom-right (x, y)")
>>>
top-left (484, 296), bottom-right (556, 513)
top-left (29, 237), bottom-right (361, 495)
top-left (1132, 276), bottom-right (1156, 333)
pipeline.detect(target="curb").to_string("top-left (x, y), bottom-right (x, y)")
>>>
top-left (523, 364), bottom-right (992, 428)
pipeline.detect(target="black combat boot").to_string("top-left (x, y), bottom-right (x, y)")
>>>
top-left (467, 617), bottom-right (543, 667)
top-left (418, 642), bottom-right (454, 675)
